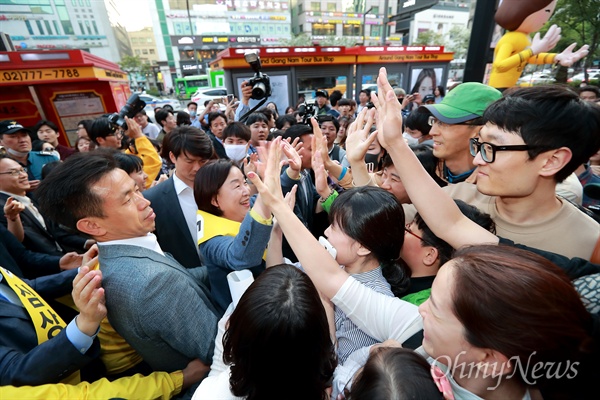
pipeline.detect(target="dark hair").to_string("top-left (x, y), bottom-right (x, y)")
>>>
top-left (338, 98), bottom-right (351, 107)
top-left (330, 186), bottom-right (408, 297)
top-left (223, 122), bottom-right (251, 142)
top-left (193, 159), bottom-right (236, 216)
top-left (285, 106), bottom-right (295, 114)
top-left (405, 109), bottom-right (432, 136)
top-left (435, 85), bottom-right (446, 98)
top-left (33, 120), bottom-right (60, 135)
top-left (32, 139), bottom-right (50, 152)
top-left (265, 102), bottom-right (279, 118)
top-left (41, 160), bottom-right (60, 180)
top-left (410, 144), bottom-right (447, 187)
top-left (258, 107), bottom-right (274, 122)
top-left (208, 112), bottom-right (226, 127)
top-left (89, 117), bottom-right (117, 143)
top-left (223, 264), bottom-right (336, 400)
top-left (275, 114), bottom-right (296, 130)
top-left (74, 136), bottom-right (96, 152)
top-left (245, 112), bottom-right (269, 127)
top-left (579, 86), bottom-right (600, 98)
top-left (410, 68), bottom-right (437, 95)
top-left (187, 101), bottom-right (198, 108)
top-left (413, 200), bottom-right (495, 269)
top-left (161, 125), bottom-right (215, 162)
top-left (347, 347), bottom-right (443, 400)
top-left (450, 245), bottom-right (595, 392)
top-left (36, 152), bottom-right (118, 232)
top-left (114, 152), bottom-right (144, 174)
top-left (282, 123), bottom-right (312, 143)
top-left (77, 119), bottom-right (94, 135)
top-left (329, 90), bottom-right (343, 107)
top-left (176, 111), bottom-right (191, 126)
top-left (155, 109), bottom-right (172, 128)
top-left (319, 115), bottom-right (340, 132)
top-left (359, 89), bottom-right (371, 96)
top-left (484, 85), bottom-right (600, 182)
top-left (495, 0), bottom-right (554, 31)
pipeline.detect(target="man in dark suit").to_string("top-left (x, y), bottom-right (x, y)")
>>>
top-left (36, 151), bottom-right (219, 373)
top-left (144, 125), bottom-right (215, 269)
top-left (0, 155), bottom-right (90, 265)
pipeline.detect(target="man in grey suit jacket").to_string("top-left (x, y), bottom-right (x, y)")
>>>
top-left (36, 151), bottom-right (219, 374)
top-left (144, 126), bottom-right (215, 269)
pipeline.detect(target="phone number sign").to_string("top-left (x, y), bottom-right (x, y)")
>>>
top-left (0, 67), bottom-right (95, 83)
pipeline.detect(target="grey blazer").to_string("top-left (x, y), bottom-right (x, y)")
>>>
top-left (98, 244), bottom-right (218, 372)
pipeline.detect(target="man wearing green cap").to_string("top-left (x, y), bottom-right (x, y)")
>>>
top-left (418, 82), bottom-right (503, 184)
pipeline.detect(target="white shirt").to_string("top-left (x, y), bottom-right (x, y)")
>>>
top-left (1, 191), bottom-right (46, 228)
top-left (173, 173), bottom-right (200, 254)
top-left (98, 233), bottom-right (164, 256)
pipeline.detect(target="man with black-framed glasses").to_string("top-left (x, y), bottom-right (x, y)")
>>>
top-left (441, 85), bottom-right (600, 259)
top-left (418, 82), bottom-right (502, 184)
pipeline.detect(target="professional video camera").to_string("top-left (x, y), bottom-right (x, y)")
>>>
top-left (245, 52), bottom-right (271, 100)
top-left (108, 93), bottom-right (146, 130)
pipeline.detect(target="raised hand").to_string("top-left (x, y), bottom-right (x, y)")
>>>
top-left (312, 151), bottom-right (331, 198)
top-left (72, 266), bottom-right (106, 336)
top-left (124, 116), bottom-right (143, 139)
top-left (247, 136), bottom-right (286, 209)
top-left (4, 197), bottom-right (25, 221)
top-left (345, 108), bottom-right (378, 164)
top-left (373, 67), bottom-right (405, 151)
top-left (282, 140), bottom-right (302, 178)
top-left (530, 24), bottom-right (561, 55)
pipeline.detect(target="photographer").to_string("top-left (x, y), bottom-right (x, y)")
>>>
top-left (234, 80), bottom-right (253, 122)
top-left (89, 116), bottom-right (161, 189)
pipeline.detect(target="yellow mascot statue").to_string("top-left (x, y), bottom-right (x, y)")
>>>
top-left (489, 0), bottom-right (589, 89)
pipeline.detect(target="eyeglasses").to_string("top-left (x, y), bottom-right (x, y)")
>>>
top-left (469, 138), bottom-right (534, 163)
top-left (405, 223), bottom-right (427, 243)
top-left (0, 167), bottom-right (27, 177)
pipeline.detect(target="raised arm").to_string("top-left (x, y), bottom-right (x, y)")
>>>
top-left (247, 131), bottom-right (348, 299)
top-left (373, 67), bottom-right (498, 249)
top-left (345, 108), bottom-right (379, 187)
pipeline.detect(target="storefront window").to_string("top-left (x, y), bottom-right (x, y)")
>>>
top-left (343, 24), bottom-right (361, 36)
top-left (311, 23), bottom-right (335, 36)
top-left (310, 2), bottom-right (320, 11)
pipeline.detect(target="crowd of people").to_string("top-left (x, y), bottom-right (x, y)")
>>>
top-left (1, 66), bottom-right (600, 399)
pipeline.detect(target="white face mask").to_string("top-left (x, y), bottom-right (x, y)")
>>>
top-left (224, 144), bottom-right (248, 163)
top-left (403, 132), bottom-right (419, 146)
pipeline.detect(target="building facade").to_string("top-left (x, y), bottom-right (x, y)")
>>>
top-left (148, 0), bottom-right (292, 87)
top-left (0, 0), bottom-right (132, 62)
top-left (128, 27), bottom-right (160, 65)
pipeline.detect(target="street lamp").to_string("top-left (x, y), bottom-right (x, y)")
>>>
top-left (363, 6), bottom-right (374, 45)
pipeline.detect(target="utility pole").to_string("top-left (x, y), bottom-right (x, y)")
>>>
top-left (363, 6), bottom-right (374, 45)
top-left (381, 0), bottom-right (389, 45)
top-left (186, 0), bottom-right (200, 76)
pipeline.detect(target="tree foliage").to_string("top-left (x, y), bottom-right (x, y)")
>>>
top-left (550, 0), bottom-right (600, 75)
top-left (118, 55), bottom-right (152, 75)
top-left (446, 26), bottom-right (471, 59)
top-left (413, 30), bottom-right (445, 46)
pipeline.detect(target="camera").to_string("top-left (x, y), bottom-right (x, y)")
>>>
top-left (297, 102), bottom-right (317, 125)
top-left (108, 94), bottom-right (146, 130)
top-left (244, 52), bottom-right (271, 100)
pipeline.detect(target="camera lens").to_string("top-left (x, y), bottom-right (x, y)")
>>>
top-left (252, 82), bottom-right (266, 99)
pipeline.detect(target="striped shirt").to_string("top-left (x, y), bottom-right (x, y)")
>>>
top-left (335, 266), bottom-right (393, 364)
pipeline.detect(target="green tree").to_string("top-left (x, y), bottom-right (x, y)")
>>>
top-left (118, 55), bottom-right (153, 89)
top-left (280, 34), bottom-right (314, 46)
top-left (550, 0), bottom-right (600, 79)
top-left (446, 26), bottom-right (471, 59)
top-left (413, 30), bottom-right (445, 46)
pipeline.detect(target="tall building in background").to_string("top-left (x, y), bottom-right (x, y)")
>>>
top-left (0, 0), bottom-right (132, 62)
top-left (290, 0), bottom-right (402, 45)
top-left (128, 27), bottom-right (160, 65)
top-left (149, 0), bottom-right (292, 88)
